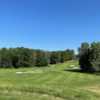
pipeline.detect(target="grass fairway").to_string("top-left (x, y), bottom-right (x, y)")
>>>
top-left (0, 61), bottom-right (100, 100)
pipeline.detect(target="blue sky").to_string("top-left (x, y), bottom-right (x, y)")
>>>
top-left (0, 0), bottom-right (100, 52)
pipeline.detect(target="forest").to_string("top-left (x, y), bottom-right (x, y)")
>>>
top-left (0, 42), bottom-right (100, 73)
top-left (0, 47), bottom-right (74, 68)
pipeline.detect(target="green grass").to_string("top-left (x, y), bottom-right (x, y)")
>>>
top-left (0, 60), bottom-right (100, 100)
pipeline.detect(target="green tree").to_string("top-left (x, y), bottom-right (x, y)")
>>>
top-left (79, 42), bottom-right (91, 71)
top-left (89, 42), bottom-right (100, 71)
top-left (79, 42), bottom-right (100, 72)
top-left (34, 50), bottom-right (49, 66)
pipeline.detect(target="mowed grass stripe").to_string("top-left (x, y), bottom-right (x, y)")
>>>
top-left (0, 90), bottom-right (65, 100)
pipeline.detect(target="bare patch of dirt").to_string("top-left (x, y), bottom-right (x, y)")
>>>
top-left (84, 85), bottom-right (100, 94)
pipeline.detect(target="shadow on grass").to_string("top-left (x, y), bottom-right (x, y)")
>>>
top-left (64, 68), bottom-right (100, 76)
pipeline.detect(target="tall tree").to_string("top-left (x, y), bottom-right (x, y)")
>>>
top-left (79, 42), bottom-right (91, 71)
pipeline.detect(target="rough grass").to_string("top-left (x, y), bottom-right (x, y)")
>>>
top-left (0, 60), bottom-right (100, 100)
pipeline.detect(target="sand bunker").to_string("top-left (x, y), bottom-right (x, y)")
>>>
top-left (16, 70), bottom-right (43, 74)
top-left (70, 65), bottom-right (75, 67)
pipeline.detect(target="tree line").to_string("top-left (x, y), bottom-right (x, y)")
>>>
top-left (0, 47), bottom-right (75, 68)
top-left (79, 42), bottom-right (100, 72)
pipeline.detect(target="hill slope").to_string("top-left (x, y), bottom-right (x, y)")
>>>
top-left (0, 61), bottom-right (100, 100)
